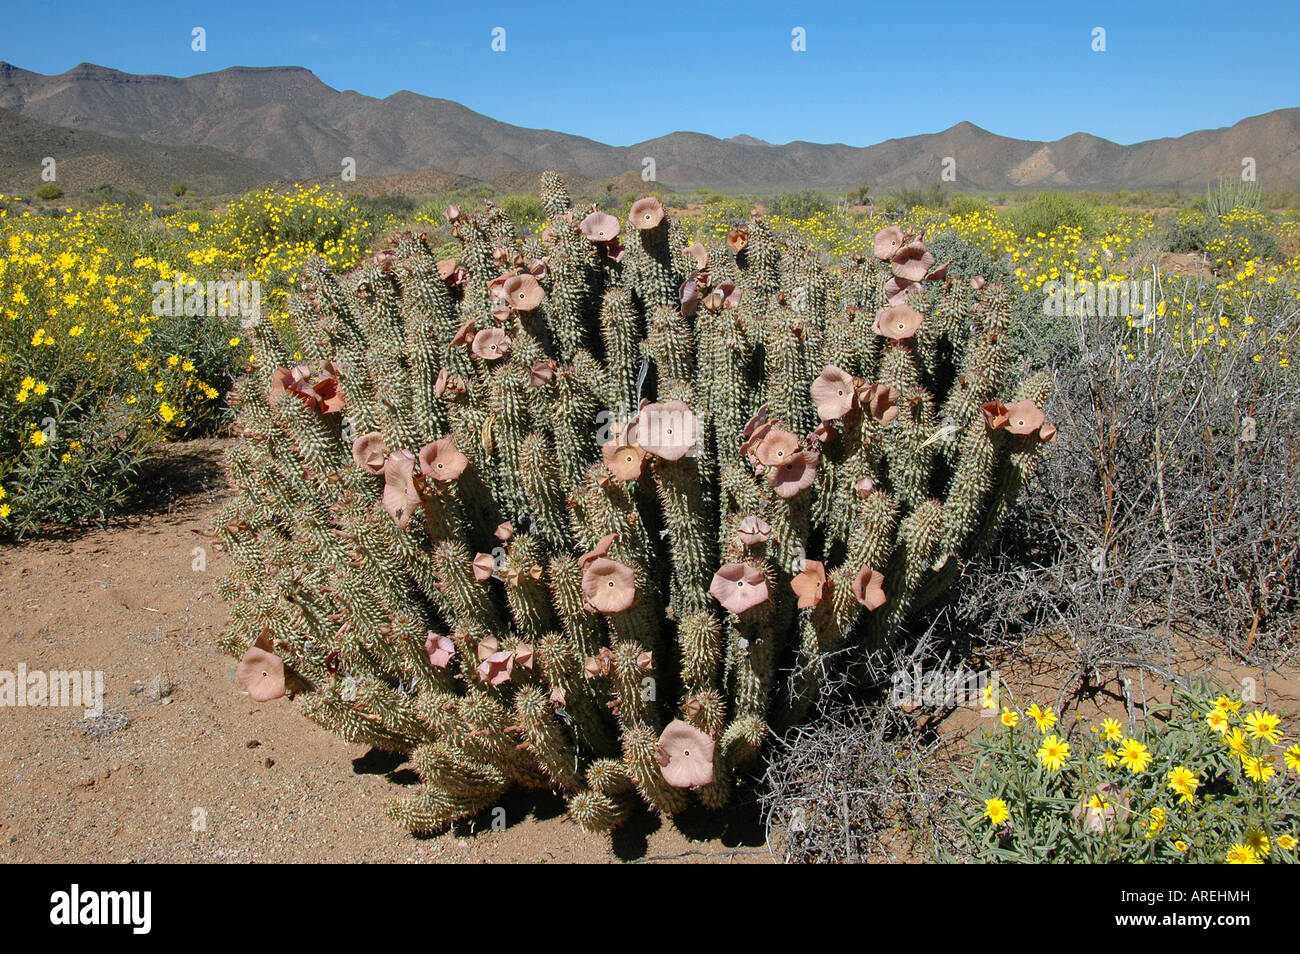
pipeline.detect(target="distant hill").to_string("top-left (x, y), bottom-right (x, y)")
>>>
top-left (0, 106), bottom-right (274, 197)
top-left (1, 61), bottom-right (1297, 195)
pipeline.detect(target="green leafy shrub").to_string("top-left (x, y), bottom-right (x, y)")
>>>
top-left (34, 184), bottom-right (63, 201)
top-left (1005, 191), bottom-right (1098, 239)
top-left (948, 683), bottom-right (1299, 863)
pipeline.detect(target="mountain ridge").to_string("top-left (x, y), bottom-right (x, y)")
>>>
top-left (1, 61), bottom-right (1296, 194)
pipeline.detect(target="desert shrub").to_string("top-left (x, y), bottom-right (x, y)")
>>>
top-left (1165, 207), bottom-right (1218, 253)
top-left (945, 194), bottom-right (993, 218)
top-left (890, 184), bottom-right (947, 212)
top-left (762, 695), bottom-right (961, 862)
top-left (196, 184), bottom-right (380, 318)
top-left (768, 191), bottom-right (833, 219)
top-left (1005, 191), bottom-right (1098, 239)
top-left (947, 683), bottom-right (1299, 863)
top-left (876, 195), bottom-right (904, 217)
top-left (495, 193), bottom-right (547, 234)
top-left (352, 193), bottom-right (416, 221)
top-left (34, 184), bottom-right (63, 201)
top-left (172, 182), bottom-right (188, 197)
top-left (0, 201), bottom-right (234, 535)
top-left (83, 183), bottom-right (148, 209)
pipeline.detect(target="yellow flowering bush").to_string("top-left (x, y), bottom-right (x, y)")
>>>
top-left (189, 184), bottom-right (379, 324)
top-left (951, 681), bottom-right (1299, 863)
top-left (0, 197), bottom-right (245, 533)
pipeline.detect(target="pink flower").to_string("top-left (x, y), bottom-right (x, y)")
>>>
top-left (583, 647), bottom-right (614, 678)
top-left (811, 365), bottom-right (857, 421)
top-left (981, 400), bottom-right (1010, 430)
top-left (471, 552), bottom-right (497, 581)
top-left (874, 303), bottom-right (925, 341)
top-left (529, 359), bottom-right (557, 387)
top-left (419, 437), bottom-right (468, 482)
top-left (601, 440), bottom-right (646, 480)
top-left (580, 211), bottom-right (620, 242)
top-left (581, 558), bottom-right (637, 614)
top-left (791, 560), bottom-right (828, 609)
top-left (471, 328), bottom-right (511, 360)
top-left (891, 239), bottom-right (936, 283)
top-left (1003, 400), bottom-right (1046, 436)
top-left (852, 567), bottom-right (887, 610)
top-left (860, 383), bottom-right (901, 424)
top-left (853, 476), bottom-right (877, 498)
top-left (655, 719), bottom-right (716, 788)
top-left (768, 450), bottom-right (818, 498)
top-left (751, 428), bottom-right (801, 468)
top-left (873, 226), bottom-right (905, 260)
top-left (701, 281), bottom-right (741, 312)
top-left (237, 645), bottom-right (286, 701)
top-left (351, 431), bottom-right (388, 475)
top-left (685, 243), bottom-right (708, 270)
top-left (477, 650), bottom-right (515, 687)
top-left (381, 449), bottom-right (420, 528)
top-left (629, 196), bottom-right (665, 230)
top-left (424, 633), bottom-right (455, 668)
top-left (736, 515), bottom-right (772, 546)
top-left (502, 273), bottom-right (545, 311)
top-left (709, 563), bottom-right (770, 614)
top-left (450, 319), bottom-right (477, 347)
top-left (579, 533), bottom-right (618, 570)
top-left (635, 401), bottom-right (699, 461)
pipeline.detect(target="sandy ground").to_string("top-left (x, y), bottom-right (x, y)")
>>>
top-left (0, 440), bottom-right (766, 864)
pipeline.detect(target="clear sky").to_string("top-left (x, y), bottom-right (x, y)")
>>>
top-left (2, 0), bottom-right (1297, 148)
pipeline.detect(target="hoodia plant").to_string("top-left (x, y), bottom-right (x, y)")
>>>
top-left (214, 172), bottom-right (1055, 833)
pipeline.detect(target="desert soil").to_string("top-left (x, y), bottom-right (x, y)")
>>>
top-left (2, 438), bottom-right (1295, 864)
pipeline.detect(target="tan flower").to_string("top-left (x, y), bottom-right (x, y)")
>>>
top-left (581, 558), bottom-right (637, 614)
top-left (735, 515), bottom-right (772, 546)
top-left (580, 211), bottom-right (620, 242)
top-left (709, 562), bottom-right (770, 614)
top-left (655, 719), bottom-right (716, 788)
top-left (629, 196), bottom-right (665, 229)
top-left (502, 273), bottom-right (545, 311)
top-left (810, 365), bottom-right (857, 421)
top-left (237, 644), bottom-right (286, 701)
top-left (767, 450), bottom-right (818, 498)
top-left (873, 303), bottom-right (924, 341)
top-left (851, 567), bottom-right (887, 610)
top-left (381, 449), bottom-right (420, 528)
top-left (418, 437), bottom-right (468, 482)
top-left (873, 226), bottom-right (905, 261)
top-left (634, 400), bottom-right (699, 461)
top-left (791, 560), bottom-right (829, 609)
top-left (351, 431), bottom-right (388, 475)
top-left (471, 328), bottom-right (511, 360)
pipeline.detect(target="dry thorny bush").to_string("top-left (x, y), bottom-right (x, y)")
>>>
top-left (761, 306), bottom-right (1300, 861)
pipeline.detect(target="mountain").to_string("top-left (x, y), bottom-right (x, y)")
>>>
top-left (2, 61), bottom-right (1297, 195)
top-left (0, 106), bottom-right (274, 196)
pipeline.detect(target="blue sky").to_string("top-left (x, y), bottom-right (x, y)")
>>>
top-left (2, 0), bottom-right (1297, 147)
